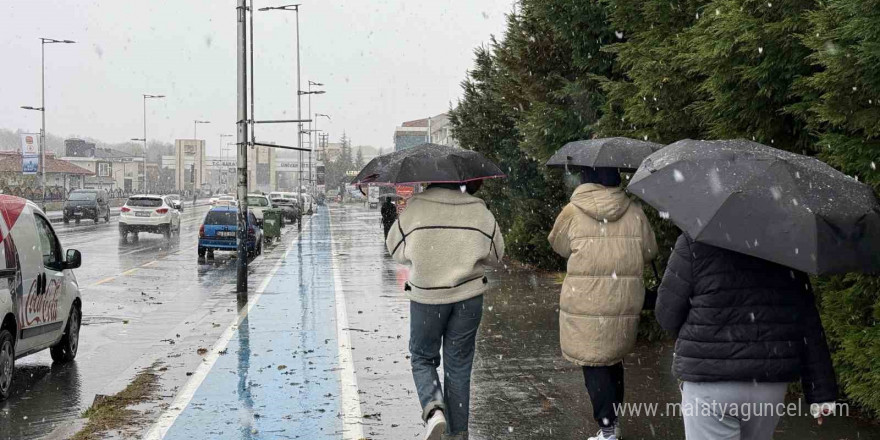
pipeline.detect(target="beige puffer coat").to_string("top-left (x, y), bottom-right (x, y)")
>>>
top-left (548, 183), bottom-right (658, 366)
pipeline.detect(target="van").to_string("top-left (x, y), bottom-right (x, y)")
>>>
top-left (0, 195), bottom-right (83, 400)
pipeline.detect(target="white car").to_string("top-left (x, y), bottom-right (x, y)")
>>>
top-left (0, 195), bottom-right (83, 400)
top-left (213, 195), bottom-right (236, 207)
top-left (246, 194), bottom-right (273, 225)
top-left (119, 195), bottom-right (182, 240)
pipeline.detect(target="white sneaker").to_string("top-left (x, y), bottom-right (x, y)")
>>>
top-left (424, 410), bottom-right (447, 440)
top-left (588, 429), bottom-right (617, 440)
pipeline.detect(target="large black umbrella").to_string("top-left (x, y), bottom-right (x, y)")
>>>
top-left (546, 137), bottom-right (663, 171)
top-left (352, 143), bottom-right (504, 185)
top-left (628, 139), bottom-right (880, 275)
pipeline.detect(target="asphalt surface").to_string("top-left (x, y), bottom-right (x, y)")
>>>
top-left (0, 203), bottom-right (878, 439)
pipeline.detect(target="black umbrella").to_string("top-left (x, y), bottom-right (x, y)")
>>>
top-left (628, 139), bottom-right (880, 275)
top-left (546, 137), bottom-right (663, 171)
top-left (352, 143), bottom-right (505, 185)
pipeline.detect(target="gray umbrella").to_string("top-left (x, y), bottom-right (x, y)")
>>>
top-left (352, 143), bottom-right (504, 186)
top-left (546, 137), bottom-right (663, 171)
top-left (628, 139), bottom-right (880, 275)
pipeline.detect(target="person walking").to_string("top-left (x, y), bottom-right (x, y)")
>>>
top-left (380, 197), bottom-right (397, 239)
top-left (385, 181), bottom-right (504, 440)
top-left (548, 167), bottom-right (658, 440)
top-left (656, 233), bottom-right (837, 440)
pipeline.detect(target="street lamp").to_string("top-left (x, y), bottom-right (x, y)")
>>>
top-left (142, 94), bottom-right (165, 193)
top-left (300, 85), bottom-right (325, 188)
top-left (219, 134), bottom-right (233, 190)
top-left (22, 38), bottom-right (75, 209)
top-left (315, 113), bottom-right (330, 162)
top-left (259, 4), bottom-right (302, 191)
top-left (194, 120), bottom-right (211, 140)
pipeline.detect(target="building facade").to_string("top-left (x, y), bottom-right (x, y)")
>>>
top-left (62, 139), bottom-right (144, 192)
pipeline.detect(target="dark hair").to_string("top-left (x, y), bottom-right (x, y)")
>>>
top-left (580, 167), bottom-right (622, 187)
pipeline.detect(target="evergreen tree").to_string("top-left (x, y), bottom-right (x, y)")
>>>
top-left (355, 147), bottom-right (364, 170)
top-left (597, 0), bottom-right (708, 143)
top-left (678, 0), bottom-right (817, 152)
top-left (796, 0), bottom-right (880, 415)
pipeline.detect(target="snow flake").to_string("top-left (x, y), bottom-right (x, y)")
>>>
top-left (871, 161), bottom-right (876, 170)
top-left (673, 169), bottom-right (685, 182)
top-left (615, 31), bottom-right (624, 39)
top-left (659, 211), bottom-right (670, 219)
top-left (770, 186), bottom-right (782, 201)
top-left (611, 271), bottom-right (618, 280)
top-left (758, 47), bottom-right (764, 54)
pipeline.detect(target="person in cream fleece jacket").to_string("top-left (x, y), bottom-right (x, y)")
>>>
top-left (386, 181), bottom-right (504, 440)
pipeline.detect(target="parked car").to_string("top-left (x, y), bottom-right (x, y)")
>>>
top-left (246, 194), bottom-right (273, 225)
top-left (0, 195), bottom-right (83, 400)
top-left (119, 195), bottom-right (182, 240)
top-left (63, 189), bottom-right (110, 224)
top-left (269, 195), bottom-right (300, 223)
top-left (167, 194), bottom-right (184, 212)
top-left (198, 206), bottom-right (262, 259)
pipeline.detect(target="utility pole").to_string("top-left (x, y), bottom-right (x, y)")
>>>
top-left (295, 5), bottom-right (302, 193)
top-left (236, 0), bottom-right (249, 295)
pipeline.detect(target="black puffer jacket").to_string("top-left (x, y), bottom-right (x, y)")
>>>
top-left (656, 233), bottom-right (837, 404)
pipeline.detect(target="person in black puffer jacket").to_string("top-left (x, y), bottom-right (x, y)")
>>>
top-left (657, 233), bottom-right (838, 440)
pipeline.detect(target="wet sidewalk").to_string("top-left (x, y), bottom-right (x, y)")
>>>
top-left (142, 203), bottom-right (879, 440)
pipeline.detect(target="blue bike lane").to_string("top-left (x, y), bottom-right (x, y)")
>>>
top-left (145, 209), bottom-right (364, 440)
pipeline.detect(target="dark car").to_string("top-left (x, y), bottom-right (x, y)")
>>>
top-left (269, 197), bottom-right (300, 223)
top-left (63, 189), bottom-right (111, 224)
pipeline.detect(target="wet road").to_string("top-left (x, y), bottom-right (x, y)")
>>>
top-left (3, 203), bottom-right (880, 439)
top-left (0, 203), bottom-right (271, 439)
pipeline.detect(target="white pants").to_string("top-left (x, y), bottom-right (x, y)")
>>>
top-left (681, 381), bottom-right (788, 440)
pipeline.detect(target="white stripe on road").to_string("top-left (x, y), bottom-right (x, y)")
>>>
top-left (329, 209), bottom-right (366, 440)
top-left (142, 227), bottom-right (303, 440)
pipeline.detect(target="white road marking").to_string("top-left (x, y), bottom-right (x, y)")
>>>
top-left (329, 209), bottom-right (366, 440)
top-left (142, 227), bottom-right (303, 440)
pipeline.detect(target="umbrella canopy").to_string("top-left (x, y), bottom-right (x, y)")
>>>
top-left (628, 139), bottom-right (880, 275)
top-left (546, 137), bottom-right (663, 171)
top-left (352, 143), bottom-right (504, 186)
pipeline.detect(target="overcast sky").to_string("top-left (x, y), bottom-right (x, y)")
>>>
top-left (1, 0), bottom-right (513, 155)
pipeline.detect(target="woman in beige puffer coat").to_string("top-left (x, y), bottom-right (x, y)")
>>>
top-left (548, 167), bottom-right (657, 440)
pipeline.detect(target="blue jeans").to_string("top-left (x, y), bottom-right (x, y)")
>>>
top-left (409, 294), bottom-right (483, 436)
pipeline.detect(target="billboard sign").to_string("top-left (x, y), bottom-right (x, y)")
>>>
top-left (20, 133), bottom-right (40, 175)
top-left (20, 134), bottom-right (39, 155)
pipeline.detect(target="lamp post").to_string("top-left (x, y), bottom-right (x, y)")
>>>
top-left (219, 134), bottom-right (233, 189)
top-left (142, 94), bottom-right (165, 192)
top-left (301, 82), bottom-right (324, 188)
top-left (194, 120), bottom-right (211, 140)
top-left (22, 38), bottom-right (75, 209)
top-left (259, 4), bottom-right (301, 190)
top-left (314, 112), bottom-right (330, 168)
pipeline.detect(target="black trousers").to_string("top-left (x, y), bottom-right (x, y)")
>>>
top-left (583, 362), bottom-right (625, 427)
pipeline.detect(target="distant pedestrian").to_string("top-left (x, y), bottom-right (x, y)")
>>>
top-left (380, 197), bottom-right (397, 239)
top-left (548, 167), bottom-right (657, 440)
top-left (386, 180), bottom-right (504, 440)
top-left (656, 233), bottom-right (838, 440)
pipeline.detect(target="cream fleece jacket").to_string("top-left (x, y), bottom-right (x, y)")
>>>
top-left (386, 187), bottom-right (505, 304)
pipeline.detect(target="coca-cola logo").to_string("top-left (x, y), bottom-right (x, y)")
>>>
top-left (22, 278), bottom-right (60, 327)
